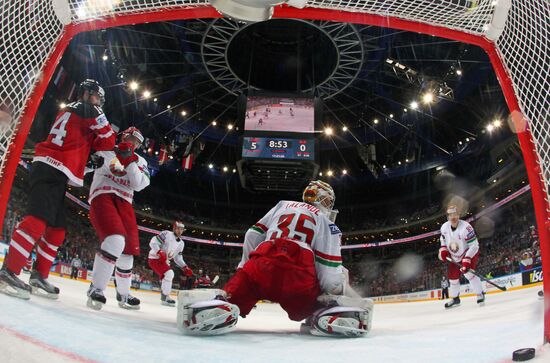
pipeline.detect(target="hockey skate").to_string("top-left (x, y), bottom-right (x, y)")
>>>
top-left (477, 292), bottom-right (486, 306)
top-left (0, 268), bottom-right (31, 300)
top-left (87, 284), bottom-right (106, 310)
top-left (161, 293), bottom-right (175, 307)
top-left (445, 297), bottom-right (461, 309)
top-left (29, 271), bottom-right (59, 300)
top-left (116, 291), bottom-right (140, 310)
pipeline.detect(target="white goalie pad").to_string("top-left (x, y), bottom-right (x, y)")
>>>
top-left (309, 306), bottom-right (372, 338)
top-left (177, 289), bottom-right (239, 336)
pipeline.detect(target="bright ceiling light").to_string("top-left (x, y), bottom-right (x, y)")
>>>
top-left (59, 102), bottom-right (66, 109)
top-left (129, 81), bottom-right (139, 91)
top-left (180, 110), bottom-right (187, 116)
top-left (102, 55), bottom-right (108, 61)
top-left (208, 163), bottom-right (214, 169)
top-left (327, 170), bottom-right (333, 176)
top-left (342, 126), bottom-right (348, 132)
top-left (493, 119), bottom-right (502, 127)
top-left (342, 169), bottom-right (348, 175)
top-left (227, 124), bottom-right (234, 130)
top-left (212, 121), bottom-right (217, 126)
top-left (486, 124), bottom-right (495, 132)
top-left (389, 114), bottom-right (394, 118)
top-left (324, 127), bottom-right (333, 136)
top-left (410, 101), bottom-right (419, 110)
top-left (373, 118), bottom-right (379, 124)
top-left (456, 69), bottom-right (463, 76)
top-left (223, 166), bottom-right (228, 172)
top-left (142, 90), bottom-right (151, 99)
top-left (422, 92), bottom-right (434, 104)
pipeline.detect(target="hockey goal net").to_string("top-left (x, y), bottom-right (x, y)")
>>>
top-left (0, 0), bottom-right (548, 339)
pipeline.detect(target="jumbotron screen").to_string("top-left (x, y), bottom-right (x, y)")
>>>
top-left (242, 137), bottom-right (315, 160)
top-left (244, 96), bottom-right (315, 133)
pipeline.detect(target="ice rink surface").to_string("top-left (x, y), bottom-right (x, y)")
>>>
top-left (0, 273), bottom-right (548, 363)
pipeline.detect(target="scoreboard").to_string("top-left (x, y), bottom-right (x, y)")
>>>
top-left (242, 136), bottom-right (315, 161)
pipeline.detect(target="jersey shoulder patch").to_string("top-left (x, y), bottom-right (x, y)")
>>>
top-left (328, 224), bottom-right (341, 235)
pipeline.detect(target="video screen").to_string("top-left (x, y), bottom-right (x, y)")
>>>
top-left (244, 96), bottom-right (314, 133)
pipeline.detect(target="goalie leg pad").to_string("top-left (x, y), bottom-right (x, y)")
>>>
top-left (309, 306), bottom-right (372, 338)
top-left (177, 299), bottom-right (239, 336)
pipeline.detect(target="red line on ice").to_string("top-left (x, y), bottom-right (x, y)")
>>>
top-left (0, 324), bottom-right (98, 363)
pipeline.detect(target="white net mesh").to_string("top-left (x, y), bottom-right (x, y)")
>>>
top-left (0, 0), bottom-right (548, 209)
top-left (496, 0), bottom-right (550, 210)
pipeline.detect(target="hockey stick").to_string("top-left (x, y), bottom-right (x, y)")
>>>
top-left (446, 257), bottom-right (507, 291)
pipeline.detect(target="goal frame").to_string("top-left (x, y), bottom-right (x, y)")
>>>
top-left (0, 4), bottom-right (548, 342)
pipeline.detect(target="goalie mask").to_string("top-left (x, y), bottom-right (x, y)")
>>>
top-left (303, 180), bottom-right (338, 222)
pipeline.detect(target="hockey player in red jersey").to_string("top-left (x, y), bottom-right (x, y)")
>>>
top-left (0, 79), bottom-right (115, 300)
top-left (177, 180), bottom-right (373, 337)
top-left (86, 127), bottom-right (150, 311)
top-left (148, 221), bottom-right (194, 306)
top-left (438, 205), bottom-right (485, 308)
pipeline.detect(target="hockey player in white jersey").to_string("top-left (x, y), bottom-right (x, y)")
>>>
top-left (148, 221), bottom-right (194, 306)
top-left (177, 180), bottom-right (373, 337)
top-left (86, 127), bottom-right (150, 311)
top-left (438, 205), bottom-right (485, 308)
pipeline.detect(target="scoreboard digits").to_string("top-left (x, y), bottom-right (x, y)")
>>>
top-left (242, 137), bottom-right (315, 160)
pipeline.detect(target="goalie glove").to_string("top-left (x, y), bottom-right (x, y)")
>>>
top-left (115, 141), bottom-right (138, 167)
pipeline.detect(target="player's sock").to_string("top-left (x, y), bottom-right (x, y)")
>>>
top-left (161, 269), bottom-right (174, 296)
top-left (115, 254), bottom-right (133, 296)
top-left (6, 216), bottom-right (46, 274)
top-left (464, 272), bottom-right (483, 295)
top-left (449, 279), bottom-right (460, 298)
top-left (91, 235), bottom-right (125, 291)
top-left (34, 227), bottom-right (65, 278)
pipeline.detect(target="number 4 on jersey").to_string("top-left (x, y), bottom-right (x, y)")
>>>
top-left (49, 112), bottom-right (71, 146)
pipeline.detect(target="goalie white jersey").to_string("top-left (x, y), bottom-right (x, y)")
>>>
top-left (149, 230), bottom-right (187, 268)
top-left (440, 220), bottom-right (479, 263)
top-left (239, 200), bottom-right (345, 295)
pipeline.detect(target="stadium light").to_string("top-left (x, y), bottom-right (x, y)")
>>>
top-left (342, 126), bottom-right (348, 132)
top-left (410, 101), bottom-right (419, 110)
top-left (403, 108), bottom-right (408, 112)
top-left (142, 90), bottom-right (151, 99)
top-left (422, 92), bottom-right (434, 104)
top-left (59, 102), bottom-right (66, 109)
top-left (324, 127), bottom-right (333, 136)
top-left (486, 124), bottom-right (495, 132)
top-left (102, 54), bottom-right (108, 61)
top-left (223, 166), bottom-right (228, 172)
top-left (327, 170), bottom-right (333, 176)
top-left (212, 121), bottom-right (217, 126)
top-left (227, 124), bottom-right (234, 130)
top-left (456, 69), bottom-right (463, 76)
top-left (389, 114), bottom-right (394, 118)
top-left (153, 98), bottom-right (157, 102)
top-left (342, 169), bottom-right (348, 175)
top-left (232, 168), bottom-right (236, 173)
top-left (208, 163), bottom-right (214, 169)
top-left (129, 81), bottom-right (139, 91)
top-left (319, 172), bottom-right (323, 176)
top-left (180, 110), bottom-right (187, 116)
top-left (373, 118), bottom-right (379, 125)
top-left (493, 119), bottom-right (502, 127)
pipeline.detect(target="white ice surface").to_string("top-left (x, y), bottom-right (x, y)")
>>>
top-left (0, 273), bottom-right (548, 363)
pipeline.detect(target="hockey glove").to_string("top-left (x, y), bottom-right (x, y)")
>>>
top-left (438, 247), bottom-right (449, 262)
top-left (182, 266), bottom-right (194, 277)
top-left (115, 141), bottom-right (138, 167)
top-left (460, 257), bottom-right (472, 273)
top-left (157, 250), bottom-right (167, 263)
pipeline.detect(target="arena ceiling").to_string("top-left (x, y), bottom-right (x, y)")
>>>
top-left (35, 17), bottom-right (515, 200)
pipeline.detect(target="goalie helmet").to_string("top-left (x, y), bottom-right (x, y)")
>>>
top-left (121, 126), bottom-right (144, 145)
top-left (303, 180), bottom-right (338, 222)
top-left (78, 79), bottom-right (105, 107)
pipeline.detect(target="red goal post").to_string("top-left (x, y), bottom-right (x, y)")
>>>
top-left (0, 0), bottom-right (548, 341)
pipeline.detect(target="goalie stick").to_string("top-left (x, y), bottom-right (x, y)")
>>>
top-left (446, 257), bottom-right (507, 291)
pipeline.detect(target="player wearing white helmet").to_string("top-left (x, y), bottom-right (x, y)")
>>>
top-left (86, 126), bottom-right (150, 311)
top-left (177, 180), bottom-right (373, 337)
top-left (148, 221), bottom-right (194, 306)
